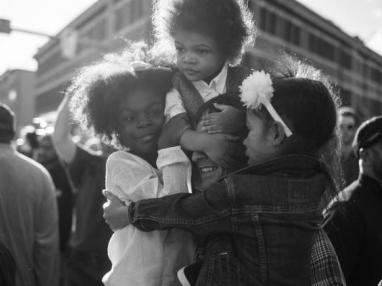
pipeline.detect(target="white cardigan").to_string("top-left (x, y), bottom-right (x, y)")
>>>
top-left (102, 146), bottom-right (195, 286)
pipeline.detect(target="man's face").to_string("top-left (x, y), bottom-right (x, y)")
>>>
top-left (339, 115), bottom-right (356, 146)
top-left (192, 110), bottom-right (225, 190)
top-left (36, 136), bottom-right (57, 164)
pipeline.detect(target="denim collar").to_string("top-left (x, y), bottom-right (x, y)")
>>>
top-left (230, 154), bottom-right (325, 178)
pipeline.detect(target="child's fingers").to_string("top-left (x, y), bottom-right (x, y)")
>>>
top-left (103, 189), bottom-right (121, 203)
top-left (201, 117), bottom-right (218, 126)
top-left (213, 103), bottom-right (232, 112)
top-left (207, 129), bottom-right (223, 134)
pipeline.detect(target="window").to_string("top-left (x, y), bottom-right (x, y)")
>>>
top-left (309, 34), bottom-right (336, 60)
top-left (370, 66), bottom-right (381, 84)
top-left (339, 50), bottom-right (352, 70)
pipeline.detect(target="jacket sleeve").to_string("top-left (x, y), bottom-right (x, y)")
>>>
top-left (128, 179), bottom-right (234, 236)
top-left (324, 202), bottom-right (364, 280)
top-left (34, 172), bottom-right (60, 286)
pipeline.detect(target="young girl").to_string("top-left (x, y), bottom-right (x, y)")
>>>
top-left (69, 48), bottom-right (195, 286)
top-left (151, 0), bottom-right (256, 168)
top-left (109, 59), bottom-right (343, 285)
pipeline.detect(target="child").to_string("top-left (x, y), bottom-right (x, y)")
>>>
top-left (69, 48), bottom-right (195, 286)
top-left (151, 0), bottom-right (256, 168)
top-left (116, 60), bottom-right (342, 285)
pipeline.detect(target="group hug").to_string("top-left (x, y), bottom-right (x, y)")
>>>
top-left (55, 0), bottom-right (357, 285)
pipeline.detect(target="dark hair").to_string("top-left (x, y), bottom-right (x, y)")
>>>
top-left (152, 0), bottom-right (255, 64)
top-left (268, 78), bottom-right (338, 154)
top-left (0, 103), bottom-right (15, 143)
top-left (69, 45), bottom-right (173, 146)
top-left (258, 56), bottom-right (342, 205)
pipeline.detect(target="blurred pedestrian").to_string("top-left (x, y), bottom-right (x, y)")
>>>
top-left (36, 132), bottom-right (74, 285)
top-left (0, 103), bottom-right (59, 286)
top-left (325, 116), bottom-right (382, 286)
top-left (36, 133), bottom-right (74, 253)
top-left (339, 106), bottom-right (359, 186)
top-left (53, 94), bottom-right (112, 286)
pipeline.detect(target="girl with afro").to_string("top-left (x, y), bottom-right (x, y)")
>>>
top-left (69, 46), bottom-right (195, 286)
top-left (151, 0), bottom-right (256, 168)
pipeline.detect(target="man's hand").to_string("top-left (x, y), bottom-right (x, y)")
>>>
top-left (102, 190), bottom-right (130, 231)
top-left (200, 104), bottom-right (245, 134)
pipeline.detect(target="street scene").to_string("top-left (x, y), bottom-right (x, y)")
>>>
top-left (1, 0), bottom-right (382, 285)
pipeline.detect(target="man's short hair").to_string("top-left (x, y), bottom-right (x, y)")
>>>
top-left (0, 103), bottom-right (15, 141)
top-left (353, 116), bottom-right (382, 158)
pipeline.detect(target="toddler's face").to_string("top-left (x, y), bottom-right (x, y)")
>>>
top-left (117, 87), bottom-right (165, 160)
top-left (173, 29), bottom-right (225, 82)
top-left (243, 110), bottom-right (274, 165)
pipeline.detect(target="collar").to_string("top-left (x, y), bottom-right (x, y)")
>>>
top-left (193, 63), bottom-right (228, 94)
top-left (232, 154), bottom-right (325, 178)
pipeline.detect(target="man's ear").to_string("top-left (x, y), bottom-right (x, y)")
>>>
top-left (270, 121), bottom-right (285, 146)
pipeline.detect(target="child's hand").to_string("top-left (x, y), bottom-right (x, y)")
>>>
top-left (102, 190), bottom-right (130, 231)
top-left (201, 104), bottom-right (245, 134)
top-left (158, 113), bottom-right (191, 150)
top-left (202, 133), bottom-right (240, 168)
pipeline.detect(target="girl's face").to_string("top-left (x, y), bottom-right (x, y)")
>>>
top-left (243, 110), bottom-right (275, 165)
top-left (174, 28), bottom-right (225, 82)
top-left (117, 87), bottom-right (165, 162)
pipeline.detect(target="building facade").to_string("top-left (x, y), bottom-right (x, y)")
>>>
top-left (34, 0), bottom-right (152, 115)
top-left (0, 69), bottom-right (36, 134)
top-left (33, 0), bottom-right (382, 120)
top-left (248, 0), bottom-right (382, 120)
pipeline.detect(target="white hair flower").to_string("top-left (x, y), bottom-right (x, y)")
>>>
top-left (240, 70), bottom-right (293, 137)
top-left (239, 70), bottom-right (274, 110)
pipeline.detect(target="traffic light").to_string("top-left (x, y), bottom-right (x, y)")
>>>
top-left (0, 18), bottom-right (11, 34)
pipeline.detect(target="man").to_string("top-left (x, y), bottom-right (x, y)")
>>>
top-left (339, 107), bottom-right (359, 186)
top-left (53, 94), bottom-right (112, 286)
top-left (325, 116), bottom-right (382, 286)
top-left (0, 103), bottom-right (59, 286)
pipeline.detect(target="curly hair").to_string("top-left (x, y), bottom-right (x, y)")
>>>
top-left (68, 43), bottom-right (173, 147)
top-left (152, 0), bottom-right (256, 64)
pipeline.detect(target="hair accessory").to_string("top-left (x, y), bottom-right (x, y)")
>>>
top-left (239, 71), bottom-right (292, 137)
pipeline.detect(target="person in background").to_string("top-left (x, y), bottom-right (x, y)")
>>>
top-left (324, 116), bottom-right (382, 286)
top-left (339, 106), bottom-right (359, 186)
top-left (0, 103), bottom-right (59, 286)
top-left (36, 132), bottom-right (74, 285)
top-left (53, 94), bottom-right (112, 286)
top-left (36, 132), bottom-right (74, 253)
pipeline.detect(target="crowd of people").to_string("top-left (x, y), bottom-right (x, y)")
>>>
top-left (1, 0), bottom-right (382, 285)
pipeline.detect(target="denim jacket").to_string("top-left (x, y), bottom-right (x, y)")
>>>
top-left (128, 155), bottom-right (331, 285)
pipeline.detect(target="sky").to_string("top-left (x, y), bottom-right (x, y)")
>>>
top-left (0, 0), bottom-right (382, 75)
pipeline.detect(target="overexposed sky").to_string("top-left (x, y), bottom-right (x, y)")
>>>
top-left (0, 0), bottom-right (382, 75)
